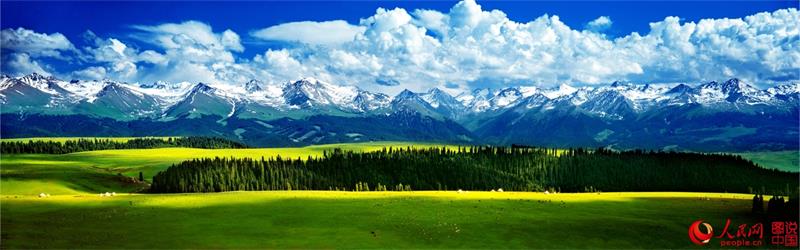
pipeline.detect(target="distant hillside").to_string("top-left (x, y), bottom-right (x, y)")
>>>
top-left (2, 74), bottom-right (798, 151)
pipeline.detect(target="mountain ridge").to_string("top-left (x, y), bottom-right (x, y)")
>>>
top-left (1, 73), bottom-right (797, 150)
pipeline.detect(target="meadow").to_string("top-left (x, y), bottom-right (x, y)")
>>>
top-left (1, 191), bottom-right (760, 249)
top-left (0, 139), bottom-right (795, 248)
top-left (738, 151), bottom-right (799, 172)
top-left (0, 142), bottom-right (460, 195)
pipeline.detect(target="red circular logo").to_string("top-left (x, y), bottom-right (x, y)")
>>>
top-left (689, 220), bottom-right (714, 245)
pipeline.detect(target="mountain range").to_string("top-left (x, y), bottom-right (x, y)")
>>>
top-left (1, 73), bottom-right (797, 151)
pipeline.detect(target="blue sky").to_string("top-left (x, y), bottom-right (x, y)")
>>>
top-left (3, 1), bottom-right (792, 58)
top-left (1, 0), bottom-right (797, 93)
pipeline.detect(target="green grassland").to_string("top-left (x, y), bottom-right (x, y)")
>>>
top-left (0, 142), bottom-right (462, 195)
top-left (1, 191), bottom-right (760, 249)
top-left (0, 139), bottom-right (788, 248)
top-left (737, 151), bottom-right (799, 172)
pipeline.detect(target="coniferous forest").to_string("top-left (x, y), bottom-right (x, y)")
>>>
top-left (1, 137), bottom-right (248, 154)
top-left (150, 146), bottom-right (799, 194)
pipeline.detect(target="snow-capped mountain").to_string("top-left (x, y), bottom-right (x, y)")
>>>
top-left (281, 77), bottom-right (358, 109)
top-left (1, 73), bottom-right (797, 150)
top-left (419, 88), bottom-right (465, 118)
top-left (456, 88), bottom-right (495, 112)
top-left (391, 89), bottom-right (442, 118)
top-left (353, 90), bottom-right (391, 112)
top-left (2, 73), bottom-right (796, 119)
top-left (420, 88), bottom-right (461, 109)
top-left (162, 83), bottom-right (239, 119)
top-left (140, 80), bottom-right (170, 90)
top-left (542, 84), bottom-right (578, 99)
top-left (244, 79), bottom-right (264, 92)
top-left (73, 82), bottom-right (162, 120)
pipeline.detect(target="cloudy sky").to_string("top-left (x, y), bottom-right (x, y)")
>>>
top-left (1, 0), bottom-right (797, 94)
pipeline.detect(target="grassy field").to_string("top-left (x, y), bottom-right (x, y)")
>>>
top-left (0, 139), bottom-right (787, 248)
top-left (1, 191), bottom-right (760, 249)
top-left (738, 151), bottom-right (799, 172)
top-left (0, 142), bottom-right (465, 195)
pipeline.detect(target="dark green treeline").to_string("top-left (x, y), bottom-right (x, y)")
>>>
top-left (1, 137), bottom-right (248, 154)
top-left (150, 146), bottom-right (798, 194)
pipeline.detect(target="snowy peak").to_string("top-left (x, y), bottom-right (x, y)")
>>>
top-left (768, 83), bottom-right (800, 96)
top-left (96, 82), bottom-right (126, 97)
top-left (0, 75), bottom-right (14, 90)
top-left (580, 89), bottom-right (635, 119)
top-left (422, 87), bottom-right (449, 101)
top-left (543, 84), bottom-right (577, 99)
top-left (662, 84), bottom-right (696, 106)
top-left (420, 87), bottom-right (460, 109)
top-left (1, 73), bottom-right (796, 122)
top-left (138, 81), bottom-right (195, 94)
top-left (695, 78), bottom-right (767, 103)
top-left (84, 81), bottom-right (161, 118)
top-left (426, 87), bottom-right (446, 95)
top-left (459, 88), bottom-right (496, 112)
top-left (18, 72), bottom-right (51, 83)
top-left (282, 77), bottom-right (358, 108)
top-left (518, 86), bottom-right (539, 97)
top-left (353, 90), bottom-right (390, 111)
top-left (163, 82), bottom-right (237, 119)
top-left (451, 86), bottom-right (542, 112)
top-left (140, 81), bottom-right (169, 90)
top-left (491, 88), bottom-right (523, 108)
top-left (190, 82), bottom-right (216, 94)
top-left (394, 89), bottom-right (419, 100)
top-left (244, 79), bottom-right (264, 92)
top-left (95, 81), bottom-right (149, 100)
top-left (419, 87), bottom-right (467, 118)
top-left (392, 89), bottom-right (432, 107)
top-left (282, 79), bottom-right (319, 107)
top-left (517, 93), bottom-right (551, 109)
top-left (18, 72), bottom-right (56, 84)
top-left (1, 73), bottom-right (66, 96)
top-left (666, 84), bottom-right (693, 95)
top-left (391, 89), bottom-right (443, 118)
top-left (0, 77), bottom-right (59, 106)
top-left (700, 78), bottom-right (758, 95)
top-left (610, 81), bottom-right (633, 88)
top-left (722, 78), bottom-right (754, 91)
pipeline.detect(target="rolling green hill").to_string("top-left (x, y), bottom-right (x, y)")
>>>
top-left (0, 141), bottom-right (460, 195)
top-left (738, 151), bottom-right (799, 172)
top-left (1, 139), bottom-right (795, 249)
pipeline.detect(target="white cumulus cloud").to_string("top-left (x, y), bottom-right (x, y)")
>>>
top-left (73, 66), bottom-right (107, 80)
top-left (126, 21), bottom-right (248, 84)
top-left (251, 20), bottom-right (365, 46)
top-left (586, 16), bottom-right (612, 32)
top-left (1, 28), bottom-right (75, 58)
top-left (2, 53), bottom-right (49, 76)
top-left (243, 1), bottom-right (799, 92)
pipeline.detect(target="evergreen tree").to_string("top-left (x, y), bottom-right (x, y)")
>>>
top-left (2, 136), bottom-right (249, 154)
top-left (149, 146), bottom-right (800, 195)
